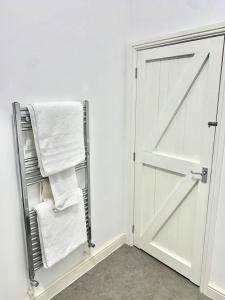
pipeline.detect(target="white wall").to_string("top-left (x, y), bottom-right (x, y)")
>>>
top-left (1, 1), bottom-right (225, 299)
top-left (130, 0), bottom-right (225, 41)
top-left (130, 0), bottom-right (225, 297)
top-left (0, 1), bottom-right (130, 299)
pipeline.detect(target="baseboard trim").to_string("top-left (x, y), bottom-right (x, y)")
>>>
top-left (31, 233), bottom-right (126, 300)
top-left (207, 282), bottom-right (225, 300)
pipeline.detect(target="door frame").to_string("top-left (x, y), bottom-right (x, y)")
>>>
top-left (126, 22), bottom-right (225, 299)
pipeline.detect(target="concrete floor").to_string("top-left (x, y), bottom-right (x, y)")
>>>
top-left (52, 245), bottom-right (210, 300)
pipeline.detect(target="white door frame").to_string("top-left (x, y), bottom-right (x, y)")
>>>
top-left (126, 22), bottom-right (225, 299)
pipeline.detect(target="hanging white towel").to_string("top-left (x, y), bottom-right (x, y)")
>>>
top-left (34, 188), bottom-right (87, 268)
top-left (28, 102), bottom-right (85, 210)
top-left (27, 102), bottom-right (85, 176)
top-left (48, 168), bottom-right (80, 211)
top-left (23, 131), bottom-right (37, 159)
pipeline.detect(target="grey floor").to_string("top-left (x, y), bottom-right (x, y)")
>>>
top-left (52, 245), bottom-right (210, 300)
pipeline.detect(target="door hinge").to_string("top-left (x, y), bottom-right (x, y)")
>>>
top-left (208, 121), bottom-right (218, 127)
top-left (135, 67), bottom-right (138, 79)
top-left (132, 225), bottom-right (135, 233)
top-left (133, 152), bottom-right (136, 162)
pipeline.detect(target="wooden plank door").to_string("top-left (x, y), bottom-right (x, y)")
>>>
top-left (134, 36), bottom-right (224, 285)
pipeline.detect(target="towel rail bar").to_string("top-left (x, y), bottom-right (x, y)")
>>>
top-left (12, 101), bottom-right (94, 288)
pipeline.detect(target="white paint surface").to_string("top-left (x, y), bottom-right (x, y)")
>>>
top-left (134, 37), bottom-right (224, 285)
top-left (210, 153), bottom-right (225, 290)
top-left (1, 1), bottom-right (225, 299)
top-left (130, 0), bottom-right (225, 41)
top-left (0, 1), bottom-right (130, 299)
top-left (129, 1), bottom-right (225, 296)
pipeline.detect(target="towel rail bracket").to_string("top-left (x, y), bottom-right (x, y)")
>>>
top-left (88, 241), bottom-right (95, 248)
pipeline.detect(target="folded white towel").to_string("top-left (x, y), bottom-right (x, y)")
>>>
top-left (28, 102), bottom-right (85, 176)
top-left (34, 188), bottom-right (87, 268)
top-left (28, 102), bottom-right (85, 210)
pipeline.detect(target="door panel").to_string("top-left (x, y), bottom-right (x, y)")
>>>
top-left (134, 36), bottom-right (224, 284)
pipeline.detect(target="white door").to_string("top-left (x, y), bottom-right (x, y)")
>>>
top-left (134, 36), bottom-right (224, 285)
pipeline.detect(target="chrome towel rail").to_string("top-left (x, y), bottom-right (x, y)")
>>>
top-left (13, 101), bottom-right (94, 288)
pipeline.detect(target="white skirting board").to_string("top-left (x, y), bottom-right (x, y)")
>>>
top-left (206, 283), bottom-right (225, 300)
top-left (28, 233), bottom-right (126, 300)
